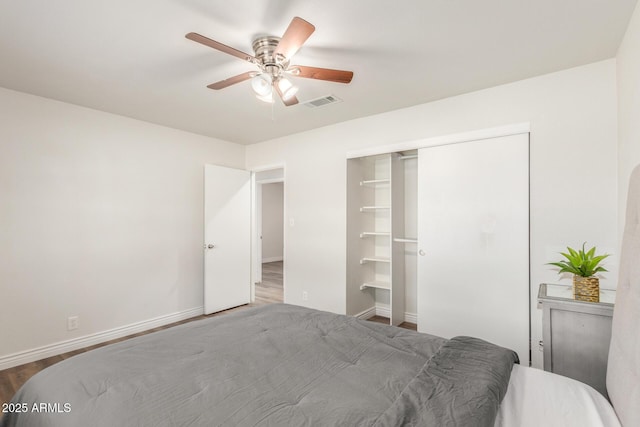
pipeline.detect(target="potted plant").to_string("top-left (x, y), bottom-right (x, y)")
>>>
top-left (547, 243), bottom-right (610, 302)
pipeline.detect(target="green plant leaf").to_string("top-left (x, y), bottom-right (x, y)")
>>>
top-left (549, 243), bottom-right (610, 278)
top-left (546, 261), bottom-right (578, 275)
top-left (591, 254), bottom-right (610, 264)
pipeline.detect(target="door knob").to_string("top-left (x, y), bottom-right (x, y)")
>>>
top-left (207, 244), bottom-right (215, 249)
top-left (418, 249), bottom-right (426, 256)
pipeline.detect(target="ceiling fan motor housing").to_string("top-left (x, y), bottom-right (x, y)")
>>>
top-left (252, 36), bottom-right (289, 78)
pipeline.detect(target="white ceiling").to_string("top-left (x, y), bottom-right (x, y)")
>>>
top-left (0, 0), bottom-right (637, 145)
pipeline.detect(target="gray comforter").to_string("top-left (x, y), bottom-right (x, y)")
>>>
top-left (1, 304), bottom-right (517, 426)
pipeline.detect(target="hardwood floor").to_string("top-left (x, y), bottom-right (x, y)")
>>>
top-left (255, 261), bottom-right (284, 304)
top-left (0, 261), bottom-right (416, 405)
top-left (368, 315), bottom-right (418, 331)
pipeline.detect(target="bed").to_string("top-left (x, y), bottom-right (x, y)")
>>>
top-left (2, 165), bottom-right (639, 427)
top-left (1, 304), bottom-right (518, 426)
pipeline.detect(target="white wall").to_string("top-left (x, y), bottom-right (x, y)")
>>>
top-left (617, 2), bottom-right (640, 236)
top-left (246, 59), bottom-right (619, 369)
top-left (261, 183), bottom-right (284, 262)
top-left (0, 87), bottom-right (245, 362)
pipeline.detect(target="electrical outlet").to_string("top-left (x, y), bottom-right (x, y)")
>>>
top-left (302, 291), bottom-right (308, 301)
top-left (67, 316), bottom-right (79, 331)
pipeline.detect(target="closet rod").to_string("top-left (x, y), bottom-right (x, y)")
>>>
top-left (394, 238), bottom-right (418, 243)
top-left (398, 154), bottom-right (418, 160)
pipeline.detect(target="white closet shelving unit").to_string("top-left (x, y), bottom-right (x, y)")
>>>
top-left (347, 153), bottom-right (406, 325)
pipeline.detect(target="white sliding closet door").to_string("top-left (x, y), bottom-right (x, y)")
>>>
top-left (417, 133), bottom-right (529, 364)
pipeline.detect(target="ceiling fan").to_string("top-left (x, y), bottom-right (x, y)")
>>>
top-left (186, 17), bottom-right (354, 106)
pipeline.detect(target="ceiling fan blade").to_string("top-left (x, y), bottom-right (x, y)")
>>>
top-left (274, 83), bottom-right (299, 106)
top-left (273, 17), bottom-right (315, 60)
top-left (186, 32), bottom-right (257, 64)
top-left (207, 71), bottom-right (255, 90)
top-left (289, 65), bottom-right (354, 84)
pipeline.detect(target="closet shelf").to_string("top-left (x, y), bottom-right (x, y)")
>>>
top-left (394, 237), bottom-right (418, 243)
top-left (360, 281), bottom-right (391, 291)
top-left (359, 206), bottom-right (391, 212)
top-left (360, 232), bottom-right (390, 238)
top-left (360, 179), bottom-right (390, 186)
top-left (360, 257), bottom-right (391, 264)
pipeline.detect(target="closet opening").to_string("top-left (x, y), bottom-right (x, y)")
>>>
top-left (346, 151), bottom-right (417, 327)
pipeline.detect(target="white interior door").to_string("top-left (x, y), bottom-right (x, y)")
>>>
top-left (417, 133), bottom-right (530, 364)
top-left (204, 164), bottom-right (251, 314)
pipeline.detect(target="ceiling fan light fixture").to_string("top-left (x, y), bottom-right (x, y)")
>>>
top-left (255, 92), bottom-right (274, 103)
top-left (251, 73), bottom-right (273, 97)
top-left (278, 77), bottom-right (298, 101)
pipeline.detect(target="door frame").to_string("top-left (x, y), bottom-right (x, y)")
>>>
top-left (251, 164), bottom-right (286, 303)
top-left (345, 122), bottom-right (530, 159)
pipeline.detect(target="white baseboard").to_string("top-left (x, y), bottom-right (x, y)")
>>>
top-left (262, 256), bottom-right (283, 263)
top-left (353, 306), bottom-right (377, 320)
top-left (373, 305), bottom-right (390, 318)
top-left (403, 312), bottom-right (417, 324)
top-left (0, 306), bottom-right (204, 371)
top-left (353, 305), bottom-right (417, 325)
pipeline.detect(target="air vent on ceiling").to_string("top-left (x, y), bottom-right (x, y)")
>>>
top-left (302, 95), bottom-right (343, 108)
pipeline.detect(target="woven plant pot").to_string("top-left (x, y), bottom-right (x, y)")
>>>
top-left (573, 275), bottom-right (600, 302)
